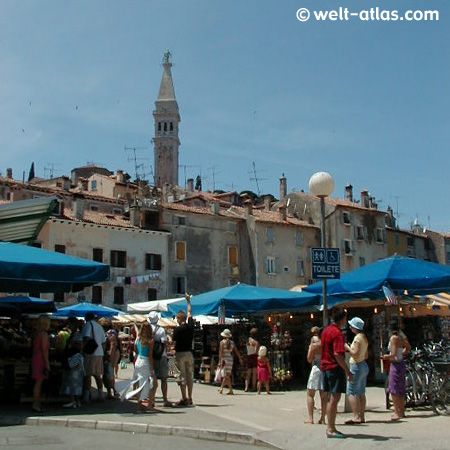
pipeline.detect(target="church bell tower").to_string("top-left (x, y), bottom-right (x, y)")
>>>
top-left (153, 50), bottom-right (180, 188)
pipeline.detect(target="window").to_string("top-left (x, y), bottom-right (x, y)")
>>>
top-left (90, 205), bottom-right (99, 211)
top-left (295, 231), bottom-right (303, 247)
top-left (356, 226), bottom-right (365, 240)
top-left (173, 277), bottom-right (186, 295)
top-left (54, 244), bottom-right (66, 254)
top-left (147, 288), bottom-right (157, 301)
top-left (93, 248), bottom-right (103, 263)
top-left (92, 286), bottom-right (102, 304)
top-left (395, 234), bottom-right (400, 246)
top-left (296, 259), bottom-right (305, 276)
top-left (90, 180), bottom-right (97, 191)
top-left (164, 122), bottom-right (167, 132)
top-left (344, 239), bottom-right (353, 255)
top-left (265, 256), bottom-right (278, 274)
top-left (114, 286), bottom-right (124, 305)
top-left (113, 208), bottom-right (122, 215)
top-left (54, 292), bottom-right (64, 303)
top-left (110, 250), bottom-right (127, 268)
top-left (175, 242), bottom-right (186, 262)
top-left (170, 122), bottom-right (173, 131)
top-left (173, 216), bottom-right (186, 225)
top-left (376, 228), bottom-right (385, 243)
top-left (31, 242), bottom-right (42, 249)
top-left (266, 227), bottom-right (274, 243)
top-left (158, 122), bottom-right (161, 132)
top-left (228, 246), bottom-right (238, 266)
top-left (146, 253), bottom-right (162, 270)
top-left (342, 211), bottom-right (351, 225)
top-left (359, 257), bottom-right (366, 267)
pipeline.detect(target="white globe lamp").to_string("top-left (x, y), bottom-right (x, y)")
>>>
top-left (309, 172), bottom-right (335, 198)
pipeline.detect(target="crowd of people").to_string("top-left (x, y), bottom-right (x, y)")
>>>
top-left (304, 307), bottom-right (411, 439)
top-left (28, 296), bottom-right (414, 436)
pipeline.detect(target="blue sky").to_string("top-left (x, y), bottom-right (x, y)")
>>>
top-left (0, 0), bottom-right (448, 231)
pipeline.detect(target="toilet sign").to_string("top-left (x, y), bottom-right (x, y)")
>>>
top-left (311, 248), bottom-right (340, 279)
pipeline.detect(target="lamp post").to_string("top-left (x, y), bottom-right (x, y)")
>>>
top-left (309, 172), bottom-right (334, 326)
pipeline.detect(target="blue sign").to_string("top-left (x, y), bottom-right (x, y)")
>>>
top-left (311, 248), bottom-right (340, 279)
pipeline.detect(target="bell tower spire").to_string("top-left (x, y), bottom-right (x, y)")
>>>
top-left (153, 50), bottom-right (180, 188)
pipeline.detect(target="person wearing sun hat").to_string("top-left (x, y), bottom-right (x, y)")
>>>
top-left (218, 328), bottom-right (243, 395)
top-left (344, 317), bottom-right (369, 425)
top-left (147, 311), bottom-right (172, 407)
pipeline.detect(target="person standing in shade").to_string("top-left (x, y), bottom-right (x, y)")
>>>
top-left (31, 315), bottom-right (51, 412)
top-left (172, 294), bottom-right (195, 406)
top-left (218, 328), bottom-right (243, 395)
top-left (147, 311), bottom-right (173, 407)
top-left (321, 308), bottom-right (353, 439)
top-left (383, 319), bottom-right (411, 421)
top-left (305, 326), bottom-right (326, 424)
top-left (344, 317), bottom-right (369, 424)
top-left (82, 313), bottom-right (106, 403)
top-left (245, 328), bottom-right (259, 392)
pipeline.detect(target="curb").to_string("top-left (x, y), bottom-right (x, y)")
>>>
top-left (21, 416), bottom-right (282, 449)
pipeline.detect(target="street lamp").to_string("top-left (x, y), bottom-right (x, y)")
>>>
top-left (309, 171), bottom-right (334, 326)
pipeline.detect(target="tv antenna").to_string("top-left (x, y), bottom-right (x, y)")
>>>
top-left (248, 161), bottom-right (267, 196)
top-left (207, 166), bottom-right (221, 192)
top-left (124, 146), bottom-right (150, 181)
top-left (44, 163), bottom-right (59, 179)
top-left (179, 164), bottom-right (202, 188)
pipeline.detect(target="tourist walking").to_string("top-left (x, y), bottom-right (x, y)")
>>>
top-left (61, 331), bottom-right (84, 408)
top-left (218, 328), bottom-right (243, 395)
top-left (383, 319), bottom-right (411, 421)
top-left (305, 326), bottom-right (326, 424)
top-left (119, 321), bottom-right (157, 412)
top-left (344, 317), bottom-right (369, 424)
top-left (82, 313), bottom-right (106, 403)
top-left (31, 315), bottom-right (51, 412)
top-left (147, 311), bottom-right (173, 406)
top-left (321, 308), bottom-right (353, 439)
top-left (245, 328), bottom-right (259, 392)
top-left (257, 345), bottom-right (271, 394)
top-left (172, 293), bottom-right (195, 406)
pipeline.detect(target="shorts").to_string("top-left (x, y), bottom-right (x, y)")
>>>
top-left (154, 355), bottom-right (169, 380)
top-left (347, 361), bottom-right (369, 396)
top-left (175, 351), bottom-right (194, 387)
top-left (247, 354), bottom-right (257, 369)
top-left (84, 355), bottom-right (103, 377)
top-left (322, 367), bottom-right (347, 394)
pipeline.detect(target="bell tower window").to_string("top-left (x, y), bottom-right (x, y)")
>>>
top-left (164, 122), bottom-right (167, 132)
top-left (170, 122), bottom-right (173, 131)
top-left (158, 122), bottom-right (161, 131)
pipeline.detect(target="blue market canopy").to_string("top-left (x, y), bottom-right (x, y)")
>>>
top-left (0, 241), bottom-right (110, 293)
top-left (303, 255), bottom-right (450, 300)
top-left (166, 283), bottom-right (319, 317)
top-left (53, 302), bottom-right (122, 318)
top-left (0, 295), bottom-right (57, 315)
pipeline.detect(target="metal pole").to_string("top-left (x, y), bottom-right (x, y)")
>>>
top-left (320, 197), bottom-right (328, 326)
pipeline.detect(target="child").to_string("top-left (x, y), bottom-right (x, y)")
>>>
top-left (257, 346), bottom-right (271, 394)
top-left (61, 332), bottom-right (84, 408)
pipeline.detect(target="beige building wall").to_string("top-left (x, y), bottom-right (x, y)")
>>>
top-left (37, 219), bottom-right (169, 307)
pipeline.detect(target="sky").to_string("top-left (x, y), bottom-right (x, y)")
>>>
top-left (0, 0), bottom-right (449, 231)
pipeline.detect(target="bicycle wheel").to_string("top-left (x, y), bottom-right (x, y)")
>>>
top-left (385, 376), bottom-right (391, 409)
top-left (405, 369), bottom-right (416, 407)
top-left (431, 378), bottom-right (450, 416)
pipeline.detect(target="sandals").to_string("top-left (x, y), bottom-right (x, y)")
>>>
top-left (345, 419), bottom-right (362, 425)
top-left (327, 431), bottom-right (346, 439)
top-left (176, 398), bottom-right (189, 406)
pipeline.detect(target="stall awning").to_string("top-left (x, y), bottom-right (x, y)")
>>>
top-left (0, 197), bottom-right (58, 244)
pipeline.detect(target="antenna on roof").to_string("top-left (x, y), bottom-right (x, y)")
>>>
top-left (248, 161), bottom-right (267, 196)
top-left (125, 146), bottom-right (150, 182)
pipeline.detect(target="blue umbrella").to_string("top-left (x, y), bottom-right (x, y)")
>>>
top-left (303, 255), bottom-right (450, 300)
top-left (0, 295), bottom-right (56, 315)
top-left (166, 283), bottom-right (319, 317)
top-left (53, 302), bottom-right (122, 318)
top-left (0, 241), bottom-right (110, 293)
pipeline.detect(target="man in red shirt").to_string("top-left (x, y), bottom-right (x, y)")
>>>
top-left (321, 307), bottom-right (353, 439)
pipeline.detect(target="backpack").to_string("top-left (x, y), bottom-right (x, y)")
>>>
top-left (152, 326), bottom-right (164, 360)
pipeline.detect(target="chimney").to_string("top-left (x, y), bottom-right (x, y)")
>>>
top-left (162, 182), bottom-right (170, 199)
top-left (279, 205), bottom-right (287, 222)
top-left (263, 195), bottom-right (271, 212)
top-left (73, 194), bottom-right (84, 220)
top-left (187, 178), bottom-right (194, 192)
top-left (361, 190), bottom-right (369, 208)
top-left (279, 174), bottom-right (287, 201)
top-left (386, 206), bottom-right (396, 228)
top-left (78, 177), bottom-right (88, 191)
top-left (116, 170), bottom-right (125, 184)
top-left (244, 199), bottom-right (253, 215)
top-left (211, 200), bottom-right (220, 215)
top-left (62, 176), bottom-right (71, 191)
top-left (130, 203), bottom-right (141, 227)
top-left (6, 168), bottom-right (12, 179)
top-left (345, 184), bottom-right (353, 202)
